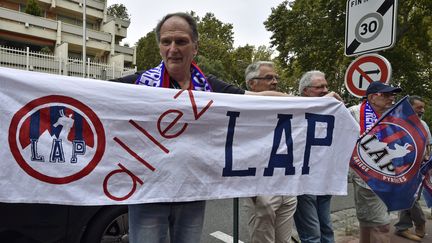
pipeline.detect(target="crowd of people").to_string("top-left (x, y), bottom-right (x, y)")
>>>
top-left (114, 12), bottom-right (432, 243)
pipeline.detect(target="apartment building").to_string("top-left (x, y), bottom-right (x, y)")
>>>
top-left (0, 0), bottom-right (135, 71)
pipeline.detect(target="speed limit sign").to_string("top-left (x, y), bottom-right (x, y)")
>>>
top-left (345, 0), bottom-right (397, 56)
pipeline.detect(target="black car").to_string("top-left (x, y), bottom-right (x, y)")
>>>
top-left (0, 203), bottom-right (128, 243)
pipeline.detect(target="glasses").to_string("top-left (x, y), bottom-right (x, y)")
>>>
top-left (252, 75), bottom-right (280, 81)
top-left (307, 84), bottom-right (328, 89)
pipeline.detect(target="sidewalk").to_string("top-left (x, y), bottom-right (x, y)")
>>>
top-left (332, 206), bottom-right (432, 243)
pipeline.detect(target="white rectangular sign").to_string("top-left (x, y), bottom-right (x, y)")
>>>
top-left (0, 68), bottom-right (359, 205)
top-left (345, 0), bottom-right (397, 56)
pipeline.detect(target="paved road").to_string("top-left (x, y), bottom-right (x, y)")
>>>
top-left (202, 183), bottom-right (355, 243)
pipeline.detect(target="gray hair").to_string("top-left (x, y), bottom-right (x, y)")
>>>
top-left (245, 61), bottom-right (274, 90)
top-left (408, 95), bottom-right (424, 105)
top-left (155, 12), bottom-right (199, 43)
top-left (298, 70), bottom-right (325, 95)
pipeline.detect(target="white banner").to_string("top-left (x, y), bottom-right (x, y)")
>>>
top-left (0, 68), bottom-right (359, 205)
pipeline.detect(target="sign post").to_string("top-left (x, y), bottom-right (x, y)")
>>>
top-left (345, 0), bottom-right (398, 56)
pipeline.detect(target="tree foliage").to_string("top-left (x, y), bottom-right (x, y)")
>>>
top-left (265, 0), bottom-right (432, 111)
top-left (25, 0), bottom-right (42, 17)
top-left (265, 0), bottom-right (349, 96)
top-left (135, 31), bottom-right (160, 71)
top-left (107, 3), bottom-right (130, 20)
top-left (134, 2), bottom-right (432, 122)
top-left (196, 13), bottom-right (236, 82)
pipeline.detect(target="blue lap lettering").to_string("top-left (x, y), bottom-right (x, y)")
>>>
top-left (302, 113), bottom-right (334, 174)
top-left (264, 114), bottom-right (295, 176)
top-left (222, 111), bottom-right (256, 177)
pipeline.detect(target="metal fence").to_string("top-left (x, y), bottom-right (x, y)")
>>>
top-left (0, 45), bottom-right (136, 80)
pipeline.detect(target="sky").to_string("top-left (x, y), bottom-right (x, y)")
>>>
top-left (106, 0), bottom-right (285, 48)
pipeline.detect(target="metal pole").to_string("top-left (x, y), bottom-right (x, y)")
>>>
top-left (112, 62), bottom-right (115, 79)
top-left (233, 198), bottom-right (239, 243)
top-left (82, 0), bottom-right (86, 77)
top-left (26, 47), bottom-right (30, 70)
top-left (87, 57), bottom-right (90, 78)
top-left (58, 52), bottom-right (62, 75)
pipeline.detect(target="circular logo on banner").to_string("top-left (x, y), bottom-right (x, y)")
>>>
top-left (354, 119), bottom-right (423, 184)
top-left (344, 54), bottom-right (392, 98)
top-left (8, 95), bottom-right (106, 184)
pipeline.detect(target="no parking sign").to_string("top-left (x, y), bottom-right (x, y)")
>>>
top-left (344, 54), bottom-right (392, 98)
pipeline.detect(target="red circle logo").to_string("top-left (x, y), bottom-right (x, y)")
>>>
top-left (352, 117), bottom-right (424, 184)
top-left (8, 95), bottom-right (105, 184)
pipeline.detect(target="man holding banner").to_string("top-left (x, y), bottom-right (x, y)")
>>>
top-left (124, 12), bottom-right (347, 243)
top-left (124, 12), bottom-right (333, 243)
top-left (294, 70), bottom-right (335, 243)
top-left (0, 9), bottom-right (359, 243)
top-left (243, 61), bottom-right (297, 243)
top-left (348, 81), bottom-right (402, 243)
top-left (126, 12), bottom-right (247, 243)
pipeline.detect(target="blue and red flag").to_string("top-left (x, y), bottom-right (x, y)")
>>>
top-left (350, 96), bottom-right (428, 211)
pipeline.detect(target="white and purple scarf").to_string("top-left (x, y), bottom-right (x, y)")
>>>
top-left (135, 61), bottom-right (212, 91)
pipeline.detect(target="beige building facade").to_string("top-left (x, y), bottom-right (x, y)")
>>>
top-left (0, 0), bottom-right (136, 70)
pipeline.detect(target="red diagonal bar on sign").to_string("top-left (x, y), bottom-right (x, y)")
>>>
top-left (355, 66), bottom-right (375, 84)
top-left (129, 120), bottom-right (169, 154)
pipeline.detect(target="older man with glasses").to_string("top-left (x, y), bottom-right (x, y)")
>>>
top-left (245, 63), bottom-right (280, 92)
top-left (298, 70), bottom-right (329, 97)
top-left (349, 81), bottom-right (402, 243)
top-left (243, 61), bottom-right (298, 243)
top-left (294, 70), bottom-right (335, 243)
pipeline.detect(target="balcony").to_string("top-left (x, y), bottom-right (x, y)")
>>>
top-left (114, 44), bottom-right (134, 63)
top-left (0, 6), bottom-right (135, 65)
top-left (0, 7), bottom-right (58, 42)
top-left (0, 7), bottom-right (111, 45)
top-left (37, 0), bottom-right (105, 19)
top-left (103, 16), bottom-right (130, 39)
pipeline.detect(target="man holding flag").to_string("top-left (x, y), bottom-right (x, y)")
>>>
top-left (348, 81), bottom-right (401, 243)
top-left (394, 95), bottom-right (431, 241)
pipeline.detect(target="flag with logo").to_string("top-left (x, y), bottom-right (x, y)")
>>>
top-left (0, 67), bottom-right (360, 205)
top-left (421, 158), bottom-right (432, 208)
top-left (350, 96), bottom-right (428, 211)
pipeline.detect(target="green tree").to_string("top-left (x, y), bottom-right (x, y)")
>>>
top-left (228, 45), bottom-right (275, 89)
top-left (229, 45), bottom-right (254, 88)
top-left (135, 31), bottom-right (160, 71)
top-left (265, 0), bottom-right (432, 108)
top-left (107, 4), bottom-right (130, 20)
top-left (25, 0), bottom-right (42, 17)
top-left (196, 55), bottom-right (232, 83)
top-left (252, 45), bottom-right (273, 62)
top-left (196, 13), bottom-right (236, 82)
top-left (265, 0), bottom-right (350, 96)
top-left (386, 0), bottom-right (432, 98)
